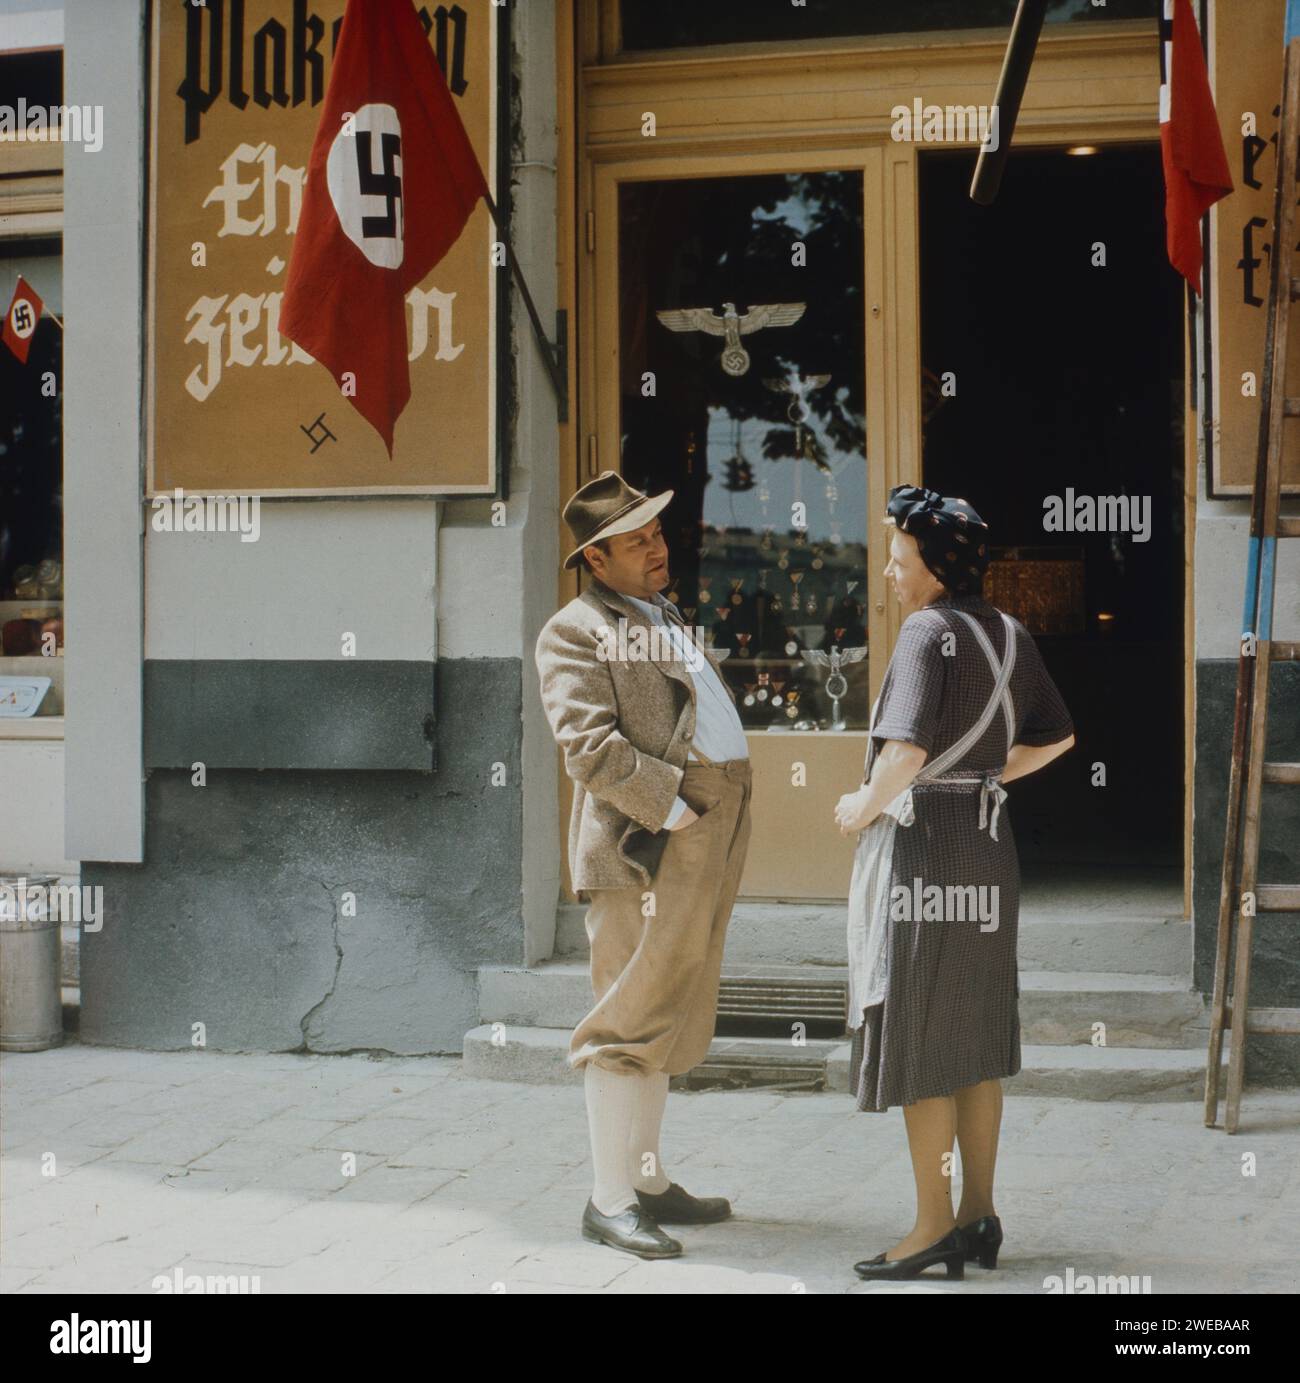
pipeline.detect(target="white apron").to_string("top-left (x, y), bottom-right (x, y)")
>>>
top-left (845, 610), bottom-right (1018, 1025)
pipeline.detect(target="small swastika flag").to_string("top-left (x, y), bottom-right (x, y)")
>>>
top-left (2, 275), bottom-right (44, 364)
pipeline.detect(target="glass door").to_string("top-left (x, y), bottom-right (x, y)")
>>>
top-left (591, 159), bottom-right (884, 897)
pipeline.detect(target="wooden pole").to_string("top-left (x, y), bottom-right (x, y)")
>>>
top-left (482, 188), bottom-right (568, 420)
top-left (969, 0), bottom-right (1049, 206)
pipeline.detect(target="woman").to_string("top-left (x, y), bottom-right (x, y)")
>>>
top-left (833, 484), bottom-right (1075, 1282)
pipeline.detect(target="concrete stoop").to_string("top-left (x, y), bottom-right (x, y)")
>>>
top-left (468, 888), bottom-right (1210, 1098)
top-left (462, 1024), bottom-right (1218, 1101)
top-left (476, 960), bottom-right (1208, 1050)
top-left (553, 894), bottom-right (1193, 975)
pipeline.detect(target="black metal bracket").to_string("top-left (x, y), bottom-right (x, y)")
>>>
top-left (553, 309), bottom-right (569, 424)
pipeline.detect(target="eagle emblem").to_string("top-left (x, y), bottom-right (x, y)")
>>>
top-left (801, 645), bottom-right (868, 731)
top-left (655, 301), bottom-right (806, 376)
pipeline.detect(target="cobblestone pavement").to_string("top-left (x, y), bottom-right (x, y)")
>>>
top-left (3, 1044), bottom-right (1296, 1295)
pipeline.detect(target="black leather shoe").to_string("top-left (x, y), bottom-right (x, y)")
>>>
top-left (635, 1182), bottom-right (733, 1225)
top-left (853, 1227), bottom-right (967, 1281)
top-left (958, 1214), bottom-right (1003, 1269)
top-left (581, 1199), bottom-right (683, 1259)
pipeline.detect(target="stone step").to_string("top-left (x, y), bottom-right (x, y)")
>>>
top-left (554, 896), bottom-right (1190, 977)
top-left (477, 962), bottom-right (1207, 1048)
top-left (462, 1024), bottom-right (1217, 1101)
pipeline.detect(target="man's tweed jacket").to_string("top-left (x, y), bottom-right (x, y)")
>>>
top-left (535, 575), bottom-right (740, 895)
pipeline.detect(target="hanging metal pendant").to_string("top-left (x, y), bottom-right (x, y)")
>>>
top-left (761, 371), bottom-right (831, 462)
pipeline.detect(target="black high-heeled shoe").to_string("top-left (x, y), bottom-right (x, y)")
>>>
top-left (853, 1226), bottom-right (966, 1281)
top-left (958, 1214), bottom-right (1003, 1269)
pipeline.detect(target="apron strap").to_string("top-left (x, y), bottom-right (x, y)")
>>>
top-left (863, 611), bottom-right (1017, 832)
top-left (954, 611), bottom-right (1018, 761)
top-left (917, 611), bottom-right (1017, 779)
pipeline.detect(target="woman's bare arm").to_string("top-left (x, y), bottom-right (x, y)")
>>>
top-left (1001, 733), bottom-right (1075, 784)
top-left (834, 740), bottom-right (928, 834)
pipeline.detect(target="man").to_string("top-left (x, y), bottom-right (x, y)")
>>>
top-left (534, 470), bottom-right (753, 1259)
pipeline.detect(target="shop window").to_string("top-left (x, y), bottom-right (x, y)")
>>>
top-left (0, 244), bottom-right (63, 719)
top-left (1, 45), bottom-right (63, 724)
top-left (619, 0), bottom-right (1152, 52)
top-left (616, 171), bottom-right (870, 731)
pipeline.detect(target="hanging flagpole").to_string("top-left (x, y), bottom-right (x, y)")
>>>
top-left (970, 0), bottom-right (1049, 205)
top-left (482, 188), bottom-right (568, 422)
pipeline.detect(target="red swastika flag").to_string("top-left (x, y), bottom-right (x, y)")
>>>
top-left (1158, 0), bottom-right (1233, 294)
top-left (278, 0), bottom-right (490, 455)
top-left (2, 275), bottom-right (44, 364)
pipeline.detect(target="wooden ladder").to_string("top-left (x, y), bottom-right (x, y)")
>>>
top-left (1204, 36), bottom-right (1300, 1134)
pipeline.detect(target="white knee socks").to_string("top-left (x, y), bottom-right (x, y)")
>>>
top-left (629, 1070), bottom-right (672, 1194)
top-left (584, 1064), bottom-right (641, 1216)
top-left (585, 1066), bottom-right (674, 1214)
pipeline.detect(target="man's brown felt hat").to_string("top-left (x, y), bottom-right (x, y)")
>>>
top-left (562, 470), bottom-right (674, 570)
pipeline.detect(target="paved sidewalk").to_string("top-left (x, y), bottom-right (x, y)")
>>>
top-left (2, 1043), bottom-right (1296, 1295)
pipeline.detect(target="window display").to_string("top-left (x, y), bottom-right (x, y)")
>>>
top-left (0, 250), bottom-right (63, 718)
top-left (617, 171), bottom-right (869, 730)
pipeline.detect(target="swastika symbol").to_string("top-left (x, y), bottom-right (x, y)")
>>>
top-left (325, 102), bottom-right (405, 269)
top-left (356, 131), bottom-right (402, 241)
top-left (10, 301), bottom-right (36, 338)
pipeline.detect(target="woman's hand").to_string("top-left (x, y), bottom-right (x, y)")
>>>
top-left (834, 787), bottom-right (877, 836)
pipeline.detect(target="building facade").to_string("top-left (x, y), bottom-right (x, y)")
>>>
top-left (1, 0), bottom-right (1296, 1083)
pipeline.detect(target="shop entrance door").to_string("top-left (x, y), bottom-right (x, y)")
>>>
top-left (567, 4), bottom-right (1163, 905)
top-left (587, 154), bottom-right (894, 897)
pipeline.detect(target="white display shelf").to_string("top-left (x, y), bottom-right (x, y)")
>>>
top-left (0, 715), bottom-right (64, 740)
top-left (0, 598), bottom-right (63, 619)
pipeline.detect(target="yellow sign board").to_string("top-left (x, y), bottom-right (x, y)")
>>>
top-left (1211, 0), bottom-right (1300, 495)
top-left (145, 0), bottom-right (499, 495)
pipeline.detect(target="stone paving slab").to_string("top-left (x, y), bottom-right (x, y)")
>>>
top-left (1, 1044), bottom-right (1295, 1295)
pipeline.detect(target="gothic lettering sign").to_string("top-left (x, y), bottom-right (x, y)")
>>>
top-left (1211, 0), bottom-right (1300, 495)
top-left (146, 0), bottom-right (500, 496)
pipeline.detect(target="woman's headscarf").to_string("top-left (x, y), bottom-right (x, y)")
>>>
top-left (886, 484), bottom-right (991, 595)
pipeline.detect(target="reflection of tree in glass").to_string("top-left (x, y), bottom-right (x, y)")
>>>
top-left (723, 172), bottom-right (866, 462)
top-left (618, 169), bottom-right (873, 728)
top-left (621, 171), bottom-right (864, 465)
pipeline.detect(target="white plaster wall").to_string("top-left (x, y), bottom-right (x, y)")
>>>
top-left (0, 741), bottom-right (74, 875)
top-left (62, 0), bottom-right (145, 863)
top-left (0, 2), bottom-right (62, 48)
top-left (144, 502), bottom-right (438, 660)
top-left (438, 0), bottom-right (564, 964)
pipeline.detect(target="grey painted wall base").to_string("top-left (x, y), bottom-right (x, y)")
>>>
top-left (144, 660), bottom-right (436, 771)
top-left (1194, 661), bottom-right (1300, 1084)
top-left (78, 658), bottom-right (522, 1054)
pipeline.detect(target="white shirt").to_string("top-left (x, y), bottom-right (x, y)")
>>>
top-left (623, 591), bottom-right (749, 828)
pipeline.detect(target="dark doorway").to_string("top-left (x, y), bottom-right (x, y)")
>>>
top-left (919, 144), bottom-right (1185, 875)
